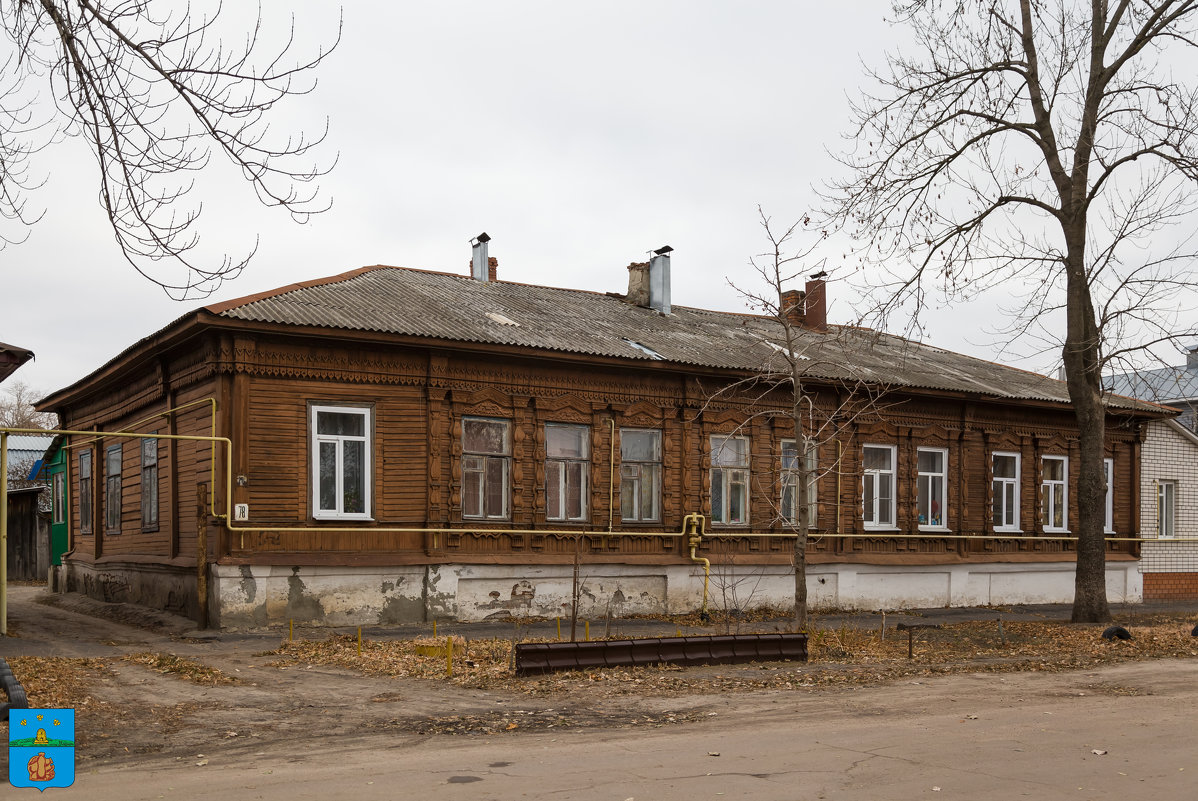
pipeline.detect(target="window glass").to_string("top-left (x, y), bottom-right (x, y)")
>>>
top-left (621, 429), bottom-right (662, 522)
top-left (141, 436), bottom-right (159, 529)
top-left (105, 444), bottom-right (122, 532)
top-left (992, 452), bottom-right (1021, 530)
top-left (1041, 455), bottom-right (1067, 530)
top-left (782, 440), bottom-right (817, 526)
top-left (917, 448), bottom-right (946, 528)
top-left (311, 405), bottom-right (372, 519)
top-left (463, 417), bottom-right (510, 520)
top-left (546, 424), bottom-right (589, 521)
top-left (710, 436), bottom-right (749, 524)
top-left (79, 451), bottom-right (93, 534)
top-left (863, 444), bottom-right (895, 527)
top-left (463, 418), bottom-right (508, 454)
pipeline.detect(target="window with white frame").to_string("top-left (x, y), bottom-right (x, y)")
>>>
top-left (1041, 455), bottom-right (1068, 531)
top-left (1104, 458), bottom-right (1114, 533)
top-left (546, 424), bottom-right (589, 521)
top-left (781, 440), bottom-right (817, 526)
top-left (917, 448), bottom-right (947, 528)
top-left (105, 443), bottom-right (122, 532)
top-left (462, 417), bottom-right (510, 520)
top-left (992, 452), bottom-right (1020, 531)
top-left (620, 428), bottom-right (661, 522)
top-left (710, 435), bottom-right (749, 525)
top-left (1158, 480), bottom-right (1177, 538)
top-left (862, 444), bottom-right (896, 528)
top-left (311, 405), bottom-right (371, 519)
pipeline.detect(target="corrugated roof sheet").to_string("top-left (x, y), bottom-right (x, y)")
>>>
top-left (208, 265), bottom-right (1150, 409)
top-left (1104, 363), bottom-right (1198, 403)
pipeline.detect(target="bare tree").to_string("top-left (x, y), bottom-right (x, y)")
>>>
top-left (827, 1), bottom-right (1198, 622)
top-left (0, 380), bottom-right (57, 429)
top-left (1, 1), bottom-right (339, 297)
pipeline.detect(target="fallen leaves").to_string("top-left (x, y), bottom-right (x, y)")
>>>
top-left (123, 652), bottom-right (237, 685)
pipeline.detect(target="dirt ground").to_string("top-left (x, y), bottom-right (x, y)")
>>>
top-left (3, 586), bottom-right (1198, 799)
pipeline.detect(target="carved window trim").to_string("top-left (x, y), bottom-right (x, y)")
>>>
top-left (916, 447), bottom-right (948, 531)
top-left (710, 435), bottom-right (749, 526)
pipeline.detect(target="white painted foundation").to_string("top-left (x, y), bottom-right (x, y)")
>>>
top-left (210, 560), bottom-right (1143, 628)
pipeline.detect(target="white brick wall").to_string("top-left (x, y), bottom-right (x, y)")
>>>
top-left (1139, 420), bottom-right (1198, 573)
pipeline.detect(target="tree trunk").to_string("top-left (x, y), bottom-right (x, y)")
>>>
top-left (1062, 235), bottom-right (1112, 624)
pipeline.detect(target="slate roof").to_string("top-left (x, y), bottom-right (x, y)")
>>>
top-left (205, 265), bottom-right (1154, 410)
top-left (1104, 361), bottom-right (1198, 403)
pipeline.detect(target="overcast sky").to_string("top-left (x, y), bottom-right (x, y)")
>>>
top-left (2, 2), bottom-right (1119, 401)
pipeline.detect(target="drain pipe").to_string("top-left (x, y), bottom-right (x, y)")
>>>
top-left (683, 513), bottom-right (709, 618)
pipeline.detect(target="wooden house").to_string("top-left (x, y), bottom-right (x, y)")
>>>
top-left (36, 247), bottom-right (1165, 626)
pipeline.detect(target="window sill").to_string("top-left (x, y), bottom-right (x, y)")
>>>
top-left (862, 526), bottom-right (900, 532)
top-left (918, 526), bottom-right (951, 533)
top-left (1044, 528), bottom-right (1071, 535)
top-left (313, 515), bottom-right (375, 523)
top-left (993, 528), bottom-right (1024, 534)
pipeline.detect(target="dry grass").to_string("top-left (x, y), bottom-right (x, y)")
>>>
top-left (121, 652), bottom-right (238, 685)
top-left (266, 615), bottom-right (1198, 697)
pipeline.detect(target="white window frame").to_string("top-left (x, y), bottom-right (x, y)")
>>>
top-left (1040, 455), bottom-right (1069, 532)
top-left (781, 440), bottom-right (817, 527)
top-left (862, 444), bottom-right (897, 530)
top-left (462, 416), bottom-right (511, 520)
top-left (546, 423), bottom-right (590, 522)
top-left (1157, 480), bottom-right (1177, 539)
top-left (710, 435), bottom-right (749, 525)
top-left (1104, 458), bottom-right (1114, 534)
top-left (916, 447), bottom-right (948, 530)
top-left (992, 451), bottom-right (1021, 532)
top-left (620, 428), bottom-right (662, 523)
top-left (310, 405), bottom-right (373, 521)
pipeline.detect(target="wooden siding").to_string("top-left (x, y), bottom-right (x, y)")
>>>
top-left (53, 329), bottom-right (1147, 569)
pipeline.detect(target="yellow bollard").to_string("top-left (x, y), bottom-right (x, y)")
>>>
top-left (289, 619), bottom-right (293, 642)
top-left (556, 617), bottom-right (561, 641)
top-left (585, 620), bottom-right (590, 641)
top-left (446, 636), bottom-right (454, 677)
top-left (676, 628), bottom-right (681, 638)
top-left (357, 626), bottom-right (362, 657)
top-left (433, 619), bottom-right (437, 637)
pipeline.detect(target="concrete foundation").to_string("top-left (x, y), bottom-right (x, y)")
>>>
top-left (64, 559), bottom-right (198, 620)
top-left (206, 560), bottom-right (1144, 628)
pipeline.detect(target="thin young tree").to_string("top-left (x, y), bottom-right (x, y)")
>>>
top-left (828, 0), bottom-right (1198, 622)
top-left (710, 209), bottom-right (886, 632)
top-left (1, 1), bottom-right (339, 297)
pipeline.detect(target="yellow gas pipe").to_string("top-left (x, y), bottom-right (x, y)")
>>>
top-left (683, 513), bottom-right (710, 619)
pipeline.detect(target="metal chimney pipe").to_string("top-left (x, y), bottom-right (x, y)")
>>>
top-left (471, 232), bottom-right (491, 282)
top-left (649, 245), bottom-right (672, 314)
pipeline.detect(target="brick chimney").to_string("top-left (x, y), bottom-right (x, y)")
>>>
top-left (626, 262), bottom-right (650, 307)
top-left (488, 256), bottom-right (498, 282)
top-left (778, 275), bottom-right (828, 332)
top-left (780, 289), bottom-right (806, 327)
top-left (803, 276), bottom-right (827, 332)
